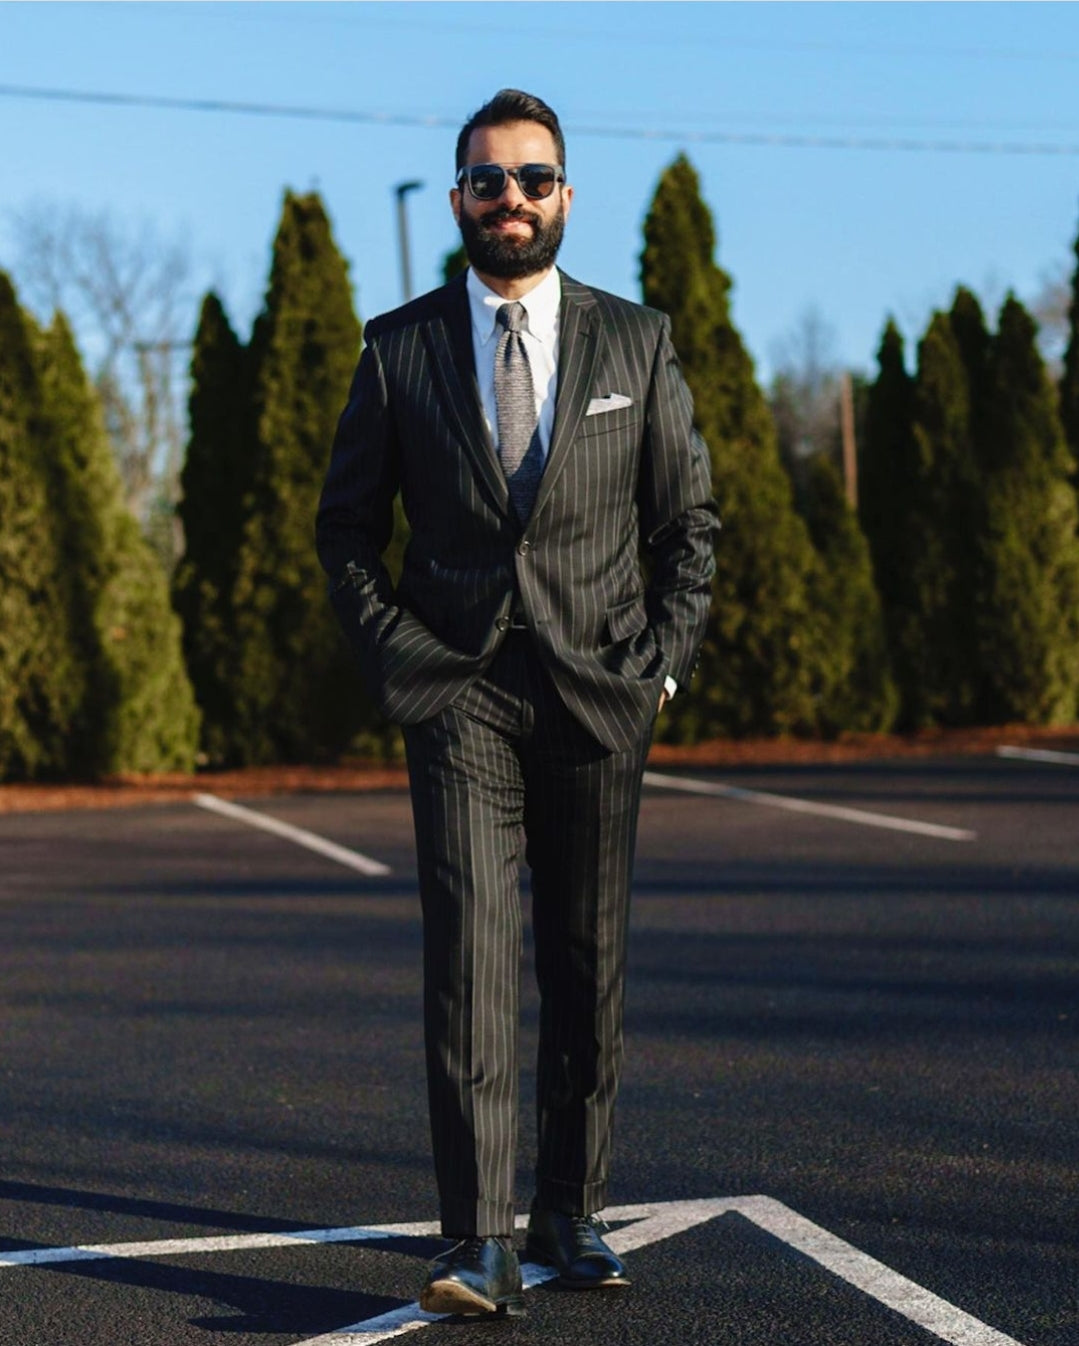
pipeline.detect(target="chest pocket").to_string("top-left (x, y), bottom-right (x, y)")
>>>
top-left (580, 403), bottom-right (639, 439)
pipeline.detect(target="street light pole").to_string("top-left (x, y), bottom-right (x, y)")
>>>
top-left (395, 180), bottom-right (424, 303)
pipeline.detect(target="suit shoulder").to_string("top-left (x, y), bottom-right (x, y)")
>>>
top-left (364, 276), bottom-right (465, 342)
top-left (561, 274), bottom-right (669, 336)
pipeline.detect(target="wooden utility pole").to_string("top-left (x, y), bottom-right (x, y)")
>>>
top-left (840, 370), bottom-right (857, 509)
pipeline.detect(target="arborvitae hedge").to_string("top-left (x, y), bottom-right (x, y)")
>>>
top-left (907, 299), bottom-right (982, 725)
top-left (973, 295), bottom-right (1079, 723)
top-left (1060, 214), bottom-right (1079, 468)
top-left (641, 155), bottom-right (884, 739)
top-left (801, 454), bottom-right (897, 733)
top-left (173, 293), bottom-right (252, 764)
top-left (860, 321), bottom-right (933, 726)
top-left (0, 274), bottom-right (79, 778)
top-left (226, 191), bottom-right (365, 763)
top-left (34, 311), bottom-right (199, 774)
top-left (864, 292), bottom-right (1079, 730)
top-left (0, 276), bottom-right (197, 779)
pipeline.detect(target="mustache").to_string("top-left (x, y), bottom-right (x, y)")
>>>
top-left (477, 206), bottom-right (539, 228)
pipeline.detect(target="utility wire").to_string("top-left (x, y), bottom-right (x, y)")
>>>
top-left (3, 82), bottom-right (1079, 156)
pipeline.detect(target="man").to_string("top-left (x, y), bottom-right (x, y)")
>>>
top-left (317, 89), bottom-right (717, 1317)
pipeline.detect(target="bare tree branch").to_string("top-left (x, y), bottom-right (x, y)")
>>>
top-left (9, 201), bottom-right (194, 556)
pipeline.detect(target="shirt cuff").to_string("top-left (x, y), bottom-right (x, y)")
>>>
top-left (663, 675), bottom-right (678, 699)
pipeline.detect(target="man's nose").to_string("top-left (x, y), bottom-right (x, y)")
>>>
top-left (496, 172), bottom-right (527, 207)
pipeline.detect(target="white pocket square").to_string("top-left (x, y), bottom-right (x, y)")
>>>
top-left (586, 393), bottom-right (633, 416)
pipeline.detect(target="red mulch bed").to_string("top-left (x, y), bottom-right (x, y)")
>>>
top-left (2, 723), bottom-right (1077, 817)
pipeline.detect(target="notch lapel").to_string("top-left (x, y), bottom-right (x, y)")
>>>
top-left (529, 274), bottom-right (599, 524)
top-left (422, 279), bottom-right (509, 513)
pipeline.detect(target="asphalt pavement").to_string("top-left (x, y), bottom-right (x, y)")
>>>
top-left (0, 751), bottom-right (1075, 1346)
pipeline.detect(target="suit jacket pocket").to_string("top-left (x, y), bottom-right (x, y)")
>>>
top-left (579, 404), bottom-right (638, 438)
top-left (604, 594), bottom-right (649, 645)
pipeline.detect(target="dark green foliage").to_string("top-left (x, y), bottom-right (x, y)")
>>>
top-left (802, 455), bottom-right (898, 733)
top-left (0, 274), bottom-right (79, 778)
top-left (1058, 213), bottom-right (1079, 466)
top-left (973, 295), bottom-right (1079, 722)
top-left (33, 312), bottom-right (199, 773)
top-left (860, 320), bottom-right (933, 726)
top-left (863, 291), bottom-right (1079, 730)
top-left (173, 293), bottom-right (252, 763)
top-left (908, 299), bottom-right (983, 725)
top-left (227, 191), bottom-right (365, 763)
top-left (640, 155), bottom-right (848, 739)
top-left (0, 274), bottom-right (196, 780)
top-left (442, 243), bottom-right (468, 284)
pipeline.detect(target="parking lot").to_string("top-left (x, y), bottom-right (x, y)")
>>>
top-left (0, 749), bottom-right (1075, 1345)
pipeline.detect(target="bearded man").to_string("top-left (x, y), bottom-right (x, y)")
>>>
top-left (317, 88), bottom-right (717, 1316)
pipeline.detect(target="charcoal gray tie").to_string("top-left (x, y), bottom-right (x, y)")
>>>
top-left (494, 301), bottom-right (543, 522)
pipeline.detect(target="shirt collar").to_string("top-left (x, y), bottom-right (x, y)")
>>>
top-left (466, 266), bottom-right (562, 346)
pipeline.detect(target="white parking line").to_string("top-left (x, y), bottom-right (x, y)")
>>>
top-left (641, 771), bottom-right (977, 842)
top-left (2, 1198), bottom-right (1025, 1346)
top-left (193, 793), bottom-right (391, 876)
top-left (997, 745), bottom-right (1079, 767)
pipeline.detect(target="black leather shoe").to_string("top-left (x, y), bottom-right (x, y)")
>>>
top-left (419, 1235), bottom-right (526, 1316)
top-left (525, 1207), bottom-right (631, 1289)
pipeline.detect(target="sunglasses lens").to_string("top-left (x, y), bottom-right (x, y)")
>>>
top-left (467, 166), bottom-right (506, 199)
top-left (518, 165), bottom-right (558, 199)
top-left (462, 164), bottom-right (561, 200)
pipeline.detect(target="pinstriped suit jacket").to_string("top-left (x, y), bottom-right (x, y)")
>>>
top-left (316, 270), bottom-right (718, 753)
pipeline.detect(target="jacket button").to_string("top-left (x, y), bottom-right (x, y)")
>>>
top-left (517, 540), bottom-right (531, 556)
top-left (495, 617), bottom-right (510, 632)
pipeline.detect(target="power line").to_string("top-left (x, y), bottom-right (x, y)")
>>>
top-left (3, 82), bottom-right (1079, 156)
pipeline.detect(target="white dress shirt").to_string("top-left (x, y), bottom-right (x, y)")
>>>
top-left (463, 265), bottom-right (677, 702)
top-left (466, 265), bottom-right (560, 462)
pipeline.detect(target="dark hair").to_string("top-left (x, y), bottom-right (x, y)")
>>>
top-left (455, 89), bottom-right (566, 173)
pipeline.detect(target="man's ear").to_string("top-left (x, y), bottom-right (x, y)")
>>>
top-left (449, 187), bottom-right (462, 225)
top-left (561, 184), bottom-right (574, 221)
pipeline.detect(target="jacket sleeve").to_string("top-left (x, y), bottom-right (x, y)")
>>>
top-left (316, 335), bottom-right (405, 644)
top-left (636, 316), bottom-right (720, 689)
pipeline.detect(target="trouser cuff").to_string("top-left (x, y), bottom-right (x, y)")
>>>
top-left (533, 1176), bottom-right (607, 1217)
top-left (439, 1197), bottom-right (516, 1239)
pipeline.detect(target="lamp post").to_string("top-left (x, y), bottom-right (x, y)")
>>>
top-left (395, 180), bottom-right (424, 303)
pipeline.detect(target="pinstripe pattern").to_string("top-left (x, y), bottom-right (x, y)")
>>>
top-left (316, 272), bottom-right (718, 750)
top-left (403, 635), bottom-right (651, 1235)
top-left (316, 268), bottom-right (718, 1238)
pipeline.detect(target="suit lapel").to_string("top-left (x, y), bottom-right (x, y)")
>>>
top-left (422, 277), bottom-right (509, 512)
top-left (530, 273), bottom-right (599, 524)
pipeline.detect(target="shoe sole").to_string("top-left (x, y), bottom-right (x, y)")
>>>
top-left (420, 1279), bottom-right (527, 1316)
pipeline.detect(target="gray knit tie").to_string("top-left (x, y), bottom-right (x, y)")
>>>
top-left (494, 301), bottom-right (543, 522)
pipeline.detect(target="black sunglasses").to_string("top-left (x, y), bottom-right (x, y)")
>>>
top-left (456, 162), bottom-right (565, 201)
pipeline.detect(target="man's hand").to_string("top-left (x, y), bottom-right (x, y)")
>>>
top-left (658, 690), bottom-right (669, 712)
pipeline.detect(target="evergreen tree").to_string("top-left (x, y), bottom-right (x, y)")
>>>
top-left (1060, 212), bottom-right (1079, 466)
top-left (906, 299), bottom-right (983, 725)
top-left (0, 274), bottom-right (78, 778)
top-left (973, 295), bottom-right (1079, 723)
top-left (801, 454), bottom-right (898, 733)
top-left (228, 191), bottom-right (365, 762)
top-left (442, 243), bottom-right (468, 284)
top-left (640, 155), bottom-right (834, 739)
top-left (859, 321), bottom-right (934, 725)
top-left (34, 313), bottom-right (199, 773)
top-left (173, 293), bottom-right (252, 763)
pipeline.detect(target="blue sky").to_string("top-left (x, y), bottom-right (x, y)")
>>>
top-left (2, 1), bottom-right (1078, 381)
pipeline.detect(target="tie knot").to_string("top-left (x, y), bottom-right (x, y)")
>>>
top-left (496, 301), bottom-right (527, 334)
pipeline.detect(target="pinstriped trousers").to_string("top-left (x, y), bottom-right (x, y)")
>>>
top-left (402, 631), bottom-right (653, 1238)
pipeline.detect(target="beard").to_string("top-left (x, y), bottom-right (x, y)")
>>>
top-left (457, 201), bottom-right (565, 280)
